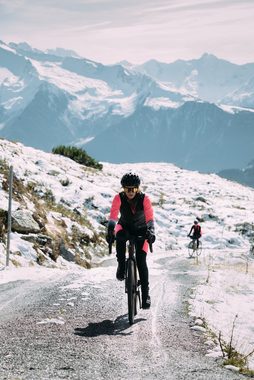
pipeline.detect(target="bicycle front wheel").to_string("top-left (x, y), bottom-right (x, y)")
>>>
top-left (196, 241), bottom-right (202, 256)
top-left (127, 259), bottom-right (137, 325)
top-left (188, 241), bottom-right (194, 257)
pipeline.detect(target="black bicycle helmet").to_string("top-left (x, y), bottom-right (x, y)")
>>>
top-left (194, 220), bottom-right (198, 224)
top-left (121, 172), bottom-right (141, 187)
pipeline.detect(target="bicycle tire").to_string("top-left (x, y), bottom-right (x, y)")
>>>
top-left (196, 241), bottom-right (202, 256)
top-left (127, 259), bottom-right (136, 325)
top-left (188, 241), bottom-right (195, 257)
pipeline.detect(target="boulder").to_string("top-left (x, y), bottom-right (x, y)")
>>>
top-left (12, 210), bottom-right (41, 234)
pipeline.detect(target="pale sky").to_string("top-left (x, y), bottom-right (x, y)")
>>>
top-left (0, 0), bottom-right (253, 65)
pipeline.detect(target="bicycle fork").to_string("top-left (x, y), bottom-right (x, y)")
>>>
top-left (137, 279), bottom-right (141, 309)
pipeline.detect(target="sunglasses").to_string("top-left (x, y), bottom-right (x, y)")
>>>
top-left (124, 187), bottom-right (138, 193)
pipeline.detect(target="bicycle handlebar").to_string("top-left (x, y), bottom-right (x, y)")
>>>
top-left (108, 234), bottom-right (153, 253)
top-left (128, 234), bottom-right (154, 253)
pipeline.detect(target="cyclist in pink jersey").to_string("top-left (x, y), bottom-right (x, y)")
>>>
top-left (188, 220), bottom-right (202, 248)
top-left (106, 172), bottom-right (155, 309)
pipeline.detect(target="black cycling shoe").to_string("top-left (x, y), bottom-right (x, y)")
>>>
top-left (116, 264), bottom-right (125, 281)
top-left (142, 295), bottom-right (151, 309)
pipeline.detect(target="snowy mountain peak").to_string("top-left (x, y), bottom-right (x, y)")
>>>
top-left (8, 41), bottom-right (42, 54)
top-left (46, 47), bottom-right (81, 59)
top-left (199, 52), bottom-right (219, 61)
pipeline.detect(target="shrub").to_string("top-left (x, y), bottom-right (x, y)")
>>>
top-left (52, 145), bottom-right (102, 170)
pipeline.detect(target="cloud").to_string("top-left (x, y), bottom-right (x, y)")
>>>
top-left (0, 0), bottom-right (254, 64)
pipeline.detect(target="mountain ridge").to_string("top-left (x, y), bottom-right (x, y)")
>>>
top-left (85, 100), bottom-right (254, 172)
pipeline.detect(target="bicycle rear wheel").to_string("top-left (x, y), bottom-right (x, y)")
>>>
top-left (127, 259), bottom-right (137, 325)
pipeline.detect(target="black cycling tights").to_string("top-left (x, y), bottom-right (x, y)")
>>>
top-left (116, 230), bottom-right (149, 290)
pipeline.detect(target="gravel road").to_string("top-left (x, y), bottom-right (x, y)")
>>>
top-left (0, 252), bottom-right (246, 380)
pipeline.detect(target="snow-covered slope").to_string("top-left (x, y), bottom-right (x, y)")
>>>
top-left (221, 76), bottom-right (254, 108)
top-left (0, 138), bottom-right (254, 371)
top-left (0, 41), bottom-right (40, 121)
top-left (0, 138), bottom-right (253, 266)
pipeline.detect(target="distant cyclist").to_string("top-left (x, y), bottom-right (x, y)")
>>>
top-left (188, 220), bottom-right (202, 248)
top-left (106, 172), bottom-right (155, 309)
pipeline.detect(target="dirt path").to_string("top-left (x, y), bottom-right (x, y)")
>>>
top-left (0, 253), bottom-right (246, 379)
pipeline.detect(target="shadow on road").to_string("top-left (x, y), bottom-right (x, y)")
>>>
top-left (74, 314), bottom-right (146, 337)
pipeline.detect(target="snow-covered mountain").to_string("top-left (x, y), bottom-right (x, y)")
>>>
top-left (1, 41), bottom-right (254, 174)
top-left (135, 53), bottom-right (254, 106)
top-left (0, 40), bottom-right (193, 150)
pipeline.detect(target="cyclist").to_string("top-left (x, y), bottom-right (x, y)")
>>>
top-left (188, 220), bottom-right (202, 248)
top-left (106, 172), bottom-right (155, 309)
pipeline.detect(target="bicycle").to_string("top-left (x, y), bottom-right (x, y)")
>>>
top-left (108, 234), bottom-right (152, 325)
top-left (124, 235), bottom-right (142, 325)
top-left (188, 238), bottom-right (202, 258)
top-left (126, 235), bottom-right (153, 325)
